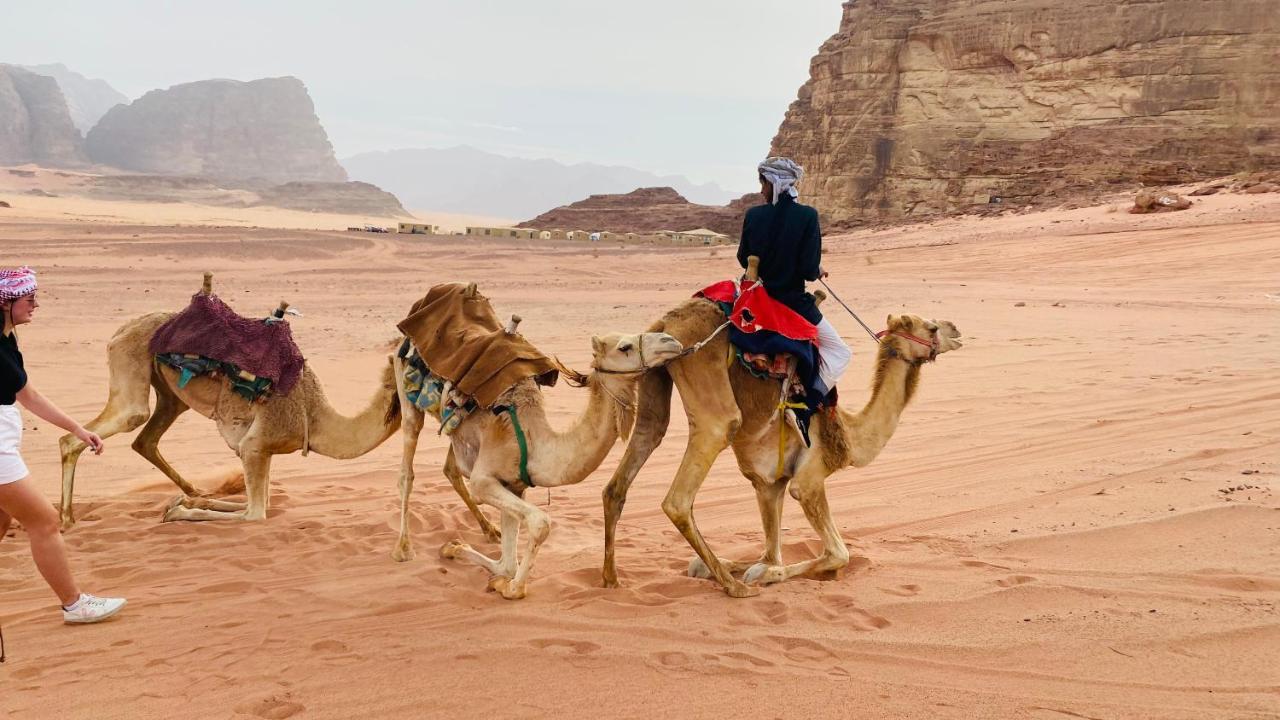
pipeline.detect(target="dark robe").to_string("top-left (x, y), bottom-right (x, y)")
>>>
top-left (736, 193), bottom-right (823, 325)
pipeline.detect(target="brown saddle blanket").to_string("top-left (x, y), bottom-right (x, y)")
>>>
top-left (397, 283), bottom-right (557, 408)
top-left (149, 293), bottom-right (306, 395)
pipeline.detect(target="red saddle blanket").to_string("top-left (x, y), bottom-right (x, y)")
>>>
top-left (150, 293), bottom-right (306, 395)
top-left (696, 280), bottom-right (818, 344)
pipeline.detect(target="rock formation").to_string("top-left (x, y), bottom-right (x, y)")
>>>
top-left (86, 77), bottom-right (347, 183)
top-left (772, 0), bottom-right (1280, 226)
top-left (19, 63), bottom-right (128, 133)
top-left (82, 174), bottom-right (406, 216)
top-left (520, 187), bottom-right (758, 237)
top-left (0, 65), bottom-right (87, 166)
top-left (255, 181), bottom-right (406, 216)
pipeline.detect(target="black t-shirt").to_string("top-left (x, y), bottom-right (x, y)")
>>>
top-left (1, 330), bottom-right (27, 405)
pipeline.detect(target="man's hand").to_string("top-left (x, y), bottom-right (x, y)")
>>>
top-left (819, 266), bottom-right (829, 279)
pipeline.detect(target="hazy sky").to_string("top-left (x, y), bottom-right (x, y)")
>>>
top-left (3, 1), bottom-right (842, 192)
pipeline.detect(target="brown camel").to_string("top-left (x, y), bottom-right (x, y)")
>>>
top-left (58, 278), bottom-right (402, 527)
top-left (599, 260), bottom-right (962, 596)
top-left (392, 317), bottom-right (684, 600)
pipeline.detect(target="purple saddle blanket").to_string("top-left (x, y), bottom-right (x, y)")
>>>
top-left (149, 293), bottom-right (305, 395)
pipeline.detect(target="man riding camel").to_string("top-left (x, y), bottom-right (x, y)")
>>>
top-left (738, 157), bottom-right (851, 400)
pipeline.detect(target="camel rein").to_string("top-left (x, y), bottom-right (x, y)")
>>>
top-left (820, 277), bottom-right (938, 362)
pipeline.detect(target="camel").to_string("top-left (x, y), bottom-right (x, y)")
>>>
top-left (391, 310), bottom-right (684, 600)
top-left (58, 274), bottom-right (402, 527)
top-left (598, 257), bottom-right (962, 597)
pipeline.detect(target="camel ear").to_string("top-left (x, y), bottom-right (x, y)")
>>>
top-left (898, 314), bottom-right (914, 329)
top-left (591, 335), bottom-right (606, 357)
top-left (886, 314), bottom-right (897, 330)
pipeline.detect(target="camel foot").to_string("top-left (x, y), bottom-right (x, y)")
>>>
top-left (161, 503), bottom-right (182, 522)
top-left (724, 580), bottom-right (760, 599)
top-left (601, 571), bottom-right (620, 589)
top-left (687, 556), bottom-right (713, 579)
top-left (439, 539), bottom-right (466, 560)
top-left (391, 540), bottom-right (415, 563)
top-left (59, 512), bottom-right (76, 531)
top-left (744, 563), bottom-right (785, 586)
top-left (499, 581), bottom-right (527, 601)
top-left (166, 494), bottom-right (190, 512)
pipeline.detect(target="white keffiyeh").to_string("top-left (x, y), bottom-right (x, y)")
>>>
top-left (757, 157), bottom-right (804, 205)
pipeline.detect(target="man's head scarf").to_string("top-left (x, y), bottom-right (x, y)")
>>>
top-left (757, 157), bottom-right (804, 205)
top-left (0, 266), bottom-right (37, 302)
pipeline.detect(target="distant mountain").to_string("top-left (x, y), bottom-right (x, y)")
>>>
top-left (0, 64), bottom-right (86, 166)
top-left (19, 63), bottom-right (128, 133)
top-left (341, 146), bottom-right (737, 218)
top-left (87, 77), bottom-right (347, 183)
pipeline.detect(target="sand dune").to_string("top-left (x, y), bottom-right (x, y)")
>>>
top-left (0, 191), bottom-right (1276, 719)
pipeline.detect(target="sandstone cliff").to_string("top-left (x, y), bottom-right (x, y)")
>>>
top-left (86, 77), bottom-right (347, 183)
top-left (519, 187), bottom-right (757, 237)
top-left (0, 65), bottom-right (86, 166)
top-left (20, 63), bottom-right (129, 133)
top-left (772, 0), bottom-right (1280, 226)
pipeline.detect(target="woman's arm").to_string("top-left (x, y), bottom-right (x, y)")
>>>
top-left (15, 383), bottom-right (104, 454)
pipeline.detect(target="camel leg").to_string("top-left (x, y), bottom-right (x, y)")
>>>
top-left (131, 377), bottom-right (204, 500)
top-left (441, 510), bottom-right (518, 578)
top-left (444, 446), bottom-right (500, 542)
top-left (391, 398), bottom-right (426, 562)
top-left (686, 476), bottom-right (788, 580)
top-left (162, 450), bottom-right (273, 522)
top-left (58, 361), bottom-right (155, 529)
top-left (601, 368), bottom-right (672, 587)
top-left (471, 481), bottom-right (550, 601)
top-left (745, 465), bottom-right (849, 586)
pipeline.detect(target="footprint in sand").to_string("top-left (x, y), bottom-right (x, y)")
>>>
top-left (817, 594), bottom-right (891, 630)
top-left (766, 635), bottom-right (837, 663)
top-left (995, 575), bottom-right (1037, 588)
top-left (529, 638), bottom-right (600, 655)
top-left (310, 639), bottom-right (350, 654)
top-left (653, 650), bottom-right (692, 667)
top-left (235, 695), bottom-right (306, 719)
top-left (881, 583), bottom-right (921, 597)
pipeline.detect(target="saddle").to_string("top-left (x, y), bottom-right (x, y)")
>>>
top-left (149, 274), bottom-right (305, 401)
top-left (396, 283), bottom-right (558, 411)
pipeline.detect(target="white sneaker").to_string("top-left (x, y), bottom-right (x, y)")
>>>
top-left (62, 594), bottom-right (127, 624)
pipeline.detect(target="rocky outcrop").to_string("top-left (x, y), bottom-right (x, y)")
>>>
top-left (519, 187), bottom-right (758, 237)
top-left (772, 0), bottom-right (1280, 226)
top-left (19, 63), bottom-right (128, 133)
top-left (0, 65), bottom-right (86, 166)
top-left (82, 174), bottom-right (405, 215)
top-left (86, 77), bottom-right (347, 183)
top-left (255, 181), bottom-right (406, 216)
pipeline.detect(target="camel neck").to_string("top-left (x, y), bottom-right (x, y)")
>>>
top-left (527, 374), bottom-right (619, 488)
top-left (303, 368), bottom-right (397, 459)
top-left (843, 348), bottom-right (917, 467)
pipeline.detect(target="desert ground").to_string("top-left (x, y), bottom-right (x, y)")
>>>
top-left (0, 188), bottom-right (1277, 719)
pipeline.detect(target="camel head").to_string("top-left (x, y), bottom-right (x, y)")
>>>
top-left (881, 314), bottom-right (963, 363)
top-left (590, 331), bottom-right (684, 374)
top-left (589, 331), bottom-right (684, 440)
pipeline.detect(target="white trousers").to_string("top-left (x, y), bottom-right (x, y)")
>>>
top-left (815, 317), bottom-right (852, 395)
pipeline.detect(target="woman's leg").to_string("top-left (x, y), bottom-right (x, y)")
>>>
top-left (0, 476), bottom-right (81, 605)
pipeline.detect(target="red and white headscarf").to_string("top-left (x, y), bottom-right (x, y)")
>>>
top-left (0, 266), bottom-right (37, 302)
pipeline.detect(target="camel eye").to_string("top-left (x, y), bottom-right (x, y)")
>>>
top-left (617, 342), bottom-right (633, 353)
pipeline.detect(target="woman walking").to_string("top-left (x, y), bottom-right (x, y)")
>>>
top-left (1, 266), bottom-right (125, 623)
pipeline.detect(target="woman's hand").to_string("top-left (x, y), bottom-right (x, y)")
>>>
top-left (74, 426), bottom-right (104, 455)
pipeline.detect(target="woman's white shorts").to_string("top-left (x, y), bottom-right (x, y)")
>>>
top-left (0, 404), bottom-right (30, 485)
